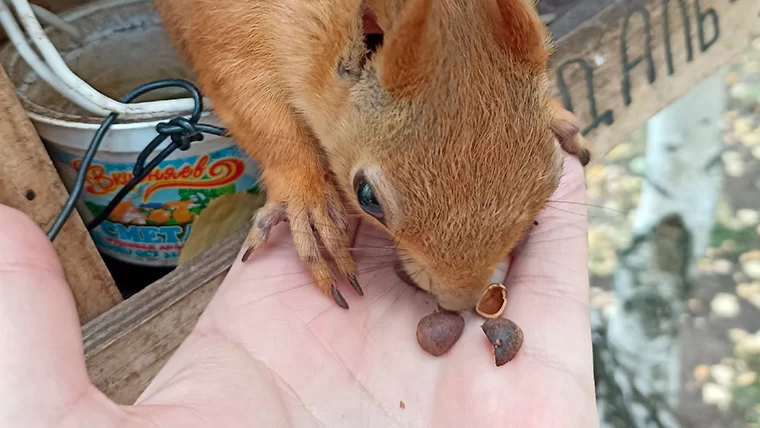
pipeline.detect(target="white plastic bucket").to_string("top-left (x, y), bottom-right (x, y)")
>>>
top-left (0, 0), bottom-right (260, 267)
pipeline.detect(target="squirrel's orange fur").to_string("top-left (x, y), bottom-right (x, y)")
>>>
top-left (154, 0), bottom-right (590, 311)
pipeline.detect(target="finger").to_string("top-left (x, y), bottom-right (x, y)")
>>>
top-left (502, 152), bottom-right (594, 387)
top-left (0, 206), bottom-right (93, 422)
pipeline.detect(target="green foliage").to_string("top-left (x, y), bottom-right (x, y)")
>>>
top-left (729, 351), bottom-right (760, 424)
top-left (710, 223), bottom-right (759, 255)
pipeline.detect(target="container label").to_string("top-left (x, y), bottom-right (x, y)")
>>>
top-left (47, 144), bottom-right (260, 267)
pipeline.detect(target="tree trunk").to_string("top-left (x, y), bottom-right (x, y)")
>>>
top-left (594, 71), bottom-right (728, 428)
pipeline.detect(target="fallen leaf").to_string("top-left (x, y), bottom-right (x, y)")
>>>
top-left (694, 364), bottom-right (710, 382)
top-left (710, 293), bottom-right (741, 318)
top-left (702, 383), bottom-right (732, 411)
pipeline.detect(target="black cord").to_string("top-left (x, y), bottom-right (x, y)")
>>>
top-left (47, 79), bottom-right (227, 241)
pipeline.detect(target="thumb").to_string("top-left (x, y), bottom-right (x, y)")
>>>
top-left (0, 204), bottom-right (274, 428)
top-left (503, 153), bottom-right (595, 395)
top-left (0, 205), bottom-right (115, 425)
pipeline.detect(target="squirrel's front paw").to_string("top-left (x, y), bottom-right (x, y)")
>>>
top-left (549, 97), bottom-right (592, 166)
top-left (240, 181), bottom-right (362, 309)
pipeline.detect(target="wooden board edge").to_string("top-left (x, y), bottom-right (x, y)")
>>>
top-left (82, 221), bottom-right (248, 356)
top-left (85, 272), bottom-right (226, 404)
top-left (547, 0), bottom-right (760, 161)
top-left (0, 66), bottom-right (122, 324)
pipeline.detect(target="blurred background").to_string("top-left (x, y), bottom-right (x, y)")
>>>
top-left (586, 36), bottom-right (760, 428)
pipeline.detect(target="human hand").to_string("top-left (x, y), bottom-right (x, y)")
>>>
top-left (0, 154), bottom-right (597, 428)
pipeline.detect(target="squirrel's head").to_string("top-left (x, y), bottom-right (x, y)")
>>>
top-left (322, 0), bottom-right (575, 311)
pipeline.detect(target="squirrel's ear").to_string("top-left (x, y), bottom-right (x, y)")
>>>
top-left (362, 5), bottom-right (383, 34)
top-left (377, 0), bottom-right (438, 96)
top-left (491, 0), bottom-right (549, 72)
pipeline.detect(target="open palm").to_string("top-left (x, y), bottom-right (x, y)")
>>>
top-left (0, 155), bottom-right (597, 428)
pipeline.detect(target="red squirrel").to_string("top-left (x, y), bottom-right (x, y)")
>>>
top-left (153, 0), bottom-right (590, 311)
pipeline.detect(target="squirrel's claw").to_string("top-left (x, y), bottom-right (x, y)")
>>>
top-left (240, 187), bottom-right (361, 309)
top-left (347, 274), bottom-right (364, 296)
top-left (331, 285), bottom-right (349, 309)
top-left (241, 202), bottom-right (286, 262)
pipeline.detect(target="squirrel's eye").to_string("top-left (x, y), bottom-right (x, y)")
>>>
top-left (354, 174), bottom-right (384, 220)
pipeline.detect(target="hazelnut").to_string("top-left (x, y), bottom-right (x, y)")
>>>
top-left (416, 310), bottom-right (465, 357)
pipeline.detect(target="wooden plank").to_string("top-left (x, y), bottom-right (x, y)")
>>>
top-left (0, 66), bottom-right (122, 324)
top-left (81, 0), bottom-right (759, 403)
top-left (547, 0), bottom-right (760, 161)
top-left (83, 223), bottom-right (246, 404)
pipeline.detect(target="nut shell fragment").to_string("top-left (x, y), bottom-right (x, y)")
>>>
top-left (481, 318), bottom-right (524, 366)
top-left (476, 283), bottom-right (507, 318)
top-left (416, 310), bottom-right (465, 357)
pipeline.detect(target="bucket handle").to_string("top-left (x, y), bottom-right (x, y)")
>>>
top-left (0, 0), bottom-right (199, 117)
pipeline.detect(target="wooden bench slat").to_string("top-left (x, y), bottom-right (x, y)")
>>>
top-left (82, 223), bottom-right (246, 403)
